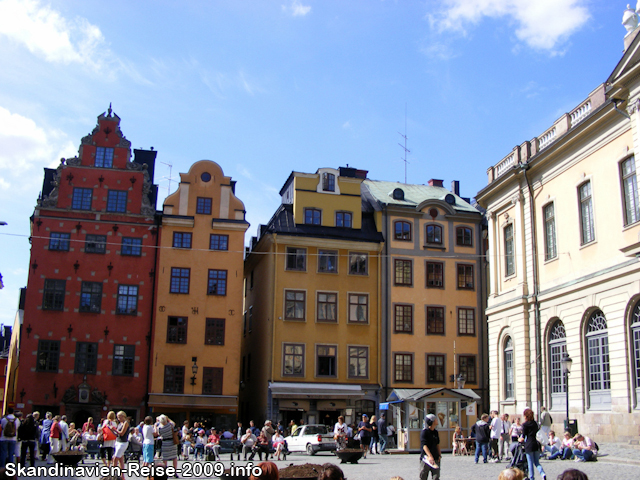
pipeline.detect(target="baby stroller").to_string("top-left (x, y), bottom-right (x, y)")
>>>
top-left (509, 443), bottom-right (529, 478)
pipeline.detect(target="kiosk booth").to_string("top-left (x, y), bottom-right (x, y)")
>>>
top-left (382, 388), bottom-right (480, 452)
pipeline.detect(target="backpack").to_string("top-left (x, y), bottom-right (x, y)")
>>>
top-left (3, 417), bottom-right (16, 438)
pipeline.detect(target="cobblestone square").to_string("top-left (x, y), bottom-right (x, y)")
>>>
top-left (10, 449), bottom-right (639, 480)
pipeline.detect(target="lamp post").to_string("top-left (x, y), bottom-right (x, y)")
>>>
top-left (561, 353), bottom-right (573, 433)
top-left (190, 357), bottom-right (198, 386)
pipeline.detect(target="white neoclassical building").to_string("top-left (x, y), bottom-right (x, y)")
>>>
top-left (475, 7), bottom-right (640, 443)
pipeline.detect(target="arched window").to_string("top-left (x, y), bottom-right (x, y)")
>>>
top-left (630, 301), bottom-right (640, 402)
top-left (394, 221), bottom-right (411, 241)
top-left (504, 337), bottom-right (514, 399)
top-left (586, 310), bottom-right (611, 409)
top-left (549, 320), bottom-right (567, 410)
top-left (426, 224), bottom-right (442, 245)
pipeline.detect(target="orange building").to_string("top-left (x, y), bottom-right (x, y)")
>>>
top-left (148, 160), bottom-right (248, 429)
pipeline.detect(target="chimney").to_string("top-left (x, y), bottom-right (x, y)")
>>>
top-left (451, 180), bottom-right (460, 196)
top-left (428, 179), bottom-right (444, 187)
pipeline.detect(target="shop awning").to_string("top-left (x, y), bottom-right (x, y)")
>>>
top-left (387, 388), bottom-right (482, 403)
top-left (379, 401), bottom-right (403, 410)
top-left (269, 382), bottom-right (363, 399)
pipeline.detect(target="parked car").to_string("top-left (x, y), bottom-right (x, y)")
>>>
top-left (284, 424), bottom-right (336, 455)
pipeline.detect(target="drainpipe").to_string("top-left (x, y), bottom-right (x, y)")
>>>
top-left (520, 164), bottom-right (543, 416)
top-left (383, 209), bottom-right (390, 403)
top-left (145, 213), bottom-right (161, 416)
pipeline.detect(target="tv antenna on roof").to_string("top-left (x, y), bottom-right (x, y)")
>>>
top-left (398, 103), bottom-right (410, 184)
top-left (159, 161), bottom-right (174, 194)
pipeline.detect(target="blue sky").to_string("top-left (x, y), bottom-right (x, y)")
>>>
top-left (0, 0), bottom-right (628, 325)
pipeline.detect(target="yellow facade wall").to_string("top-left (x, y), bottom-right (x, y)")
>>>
top-left (151, 160), bottom-right (247, 405)
top-left (271, 240), bottom-right (380, 383)
top-left (293, 175), bottom-right (363, 229)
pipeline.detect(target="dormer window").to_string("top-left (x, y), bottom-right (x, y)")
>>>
top-left (392, 188), bottom-right (404, 200)
top-left (95, 147), bottom-right (114, 168)
top-left (322, 173), bottom-right (335, 192)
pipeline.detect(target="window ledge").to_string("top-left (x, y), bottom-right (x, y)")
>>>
top-left (423, 244), bottom-right (446, 250)
top-left (500, 399), bottom-right (516, 406)
top-left (579, 240), bottom-right (597, 250)
top-left (543, 256), bottom-right (558, 265)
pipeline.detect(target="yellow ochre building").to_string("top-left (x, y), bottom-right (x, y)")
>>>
top-left (149, 160), bottom-right (248, 428)
top-left (241, 167), bottom-right (384, 426)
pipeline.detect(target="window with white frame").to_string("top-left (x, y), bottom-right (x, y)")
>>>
top-left (504, 337), bottom-right (514, 399)
top-left (504, 223), bottom-right (514, 276)
top-left (630, 301), bottom-right (640, 401)
top-left (586, 310), bottom-right (610, 408)
top-left (544, 203), bottom-right (557, 260)
top-left (549, 320), bottom-right (567, 410)
top-left (621, 157), bottom-right (640, 226)
top-left (579, 181), bottom-right (595, 244)
top-left (318, 250), bottom-right (338, 273)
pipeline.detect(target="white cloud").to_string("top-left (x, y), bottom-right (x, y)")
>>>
top-left (0, 0), bottom-right (108, 68)
top-left (420, 41), bottom-right (460, 61)
top-left (282, 0), bottom-right (311, 17)
top-left (0, 106), bottom-right (76, 192)
top-left (428, 0), bottom-right (590, 53)
top-left (342, 121), bottom-right (351, 129)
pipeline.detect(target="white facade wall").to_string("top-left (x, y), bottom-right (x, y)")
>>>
top-left (478, 37), bottom-right (640, 442)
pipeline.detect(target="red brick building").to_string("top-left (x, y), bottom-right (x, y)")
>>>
top-left (16, 107), bottom-right (158, 424)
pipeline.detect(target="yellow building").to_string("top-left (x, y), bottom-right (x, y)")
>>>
top-left (149, 160), bottom-right (248, 428)
top-left (363, 179), bottom-right (484, 448)
top-left (241, 167), bottom-right (383, 426)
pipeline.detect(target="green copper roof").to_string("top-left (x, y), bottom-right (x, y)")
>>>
top-left (363, 179), bottom-right (479, 214)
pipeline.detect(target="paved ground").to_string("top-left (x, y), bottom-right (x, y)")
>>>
top-left (8, 444), bottom-right (639, 479)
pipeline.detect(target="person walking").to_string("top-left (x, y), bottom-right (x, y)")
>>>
top-left (100, 411), bottom-right (118, 467)
top-left (357, 414), bottom-right (371, 458)
top-left (419, 414), bottom-right (441, 480)
top-left (489, 410), bottom-right (503, 462)
top-left (474, 413), bottom-right (491, 464)
top-left (18, 413), bottom-right (38, 467)
top-left (40, 412), bottom-right (53, 464)
top-left (113, 411), bottom-right (130, 477)
top-left (0, 407), bottom-right (20, 467)
top-left (499, 413), bottom-right (512, 460)
top-left (519, 408), bottom-right (547, 480)
top-left (539, 407), bottom-right (552, 437)
top-left (157, 415), bottom-right (178, 476)
top-left (369, 415), bottom-right (379, 454)
top-left (377, 414), bottom-right (388, 454)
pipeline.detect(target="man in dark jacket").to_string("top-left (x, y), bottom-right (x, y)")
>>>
top-left (419, 414), bottom-right (441, 480)
top-left (474, 413), bottom-right (491, 464)
top-left (377, 414), bottom-right (388, 454)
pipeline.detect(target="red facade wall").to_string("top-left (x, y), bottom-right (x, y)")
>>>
top-left (16, 110), bottom-right (158, 424)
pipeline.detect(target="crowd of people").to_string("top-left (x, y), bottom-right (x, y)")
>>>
top-left (451, 406), bottom-right (597, 480)
top-left (0, 406), bottom-right (600, 480)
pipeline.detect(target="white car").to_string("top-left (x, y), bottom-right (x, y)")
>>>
top-left (284, 424), bottom-right (337, 455)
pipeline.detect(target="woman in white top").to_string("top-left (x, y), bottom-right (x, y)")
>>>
top-left (113, 412), bottom-right (130, 476)
top-left (100, 411), bottom-right (118, 467)
top-left (141, 416), bottom-right (156, 467)
top-left (333, 416), bottom-right (348, 451)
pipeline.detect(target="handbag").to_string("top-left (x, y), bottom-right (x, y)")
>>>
top-left (354, 432), bottom-right (361, 441)
top-left (173, 429), bottom-right (180, 445)
top-left (102, 424), bottom-right (117, 442)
